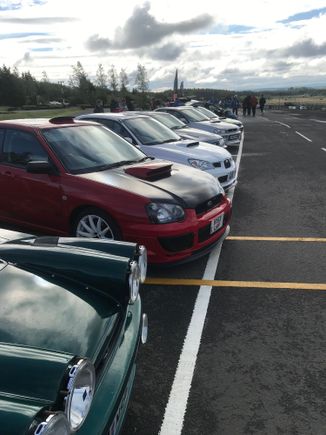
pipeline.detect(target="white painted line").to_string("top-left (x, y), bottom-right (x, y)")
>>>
top-left (322, 148), bottom-right (326, 152)
top-left (295, 131), bottom-right (312, 142)
top-left (159, 228), bottom-right (229, 435)
top-left (310, 119), bottom-right (326, 124)
top-left (274, 121), bottom-right (291, 128)
top-left (159, 129), bottom-right (244, 435)
top-left (234, 132), bottom-right (244, 183)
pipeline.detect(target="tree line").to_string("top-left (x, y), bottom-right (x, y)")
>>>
top-left (0, 61), bottom-right (150, 109)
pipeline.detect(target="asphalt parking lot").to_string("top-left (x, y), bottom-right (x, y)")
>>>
top-left (121, 110), bottom-right (326, 435)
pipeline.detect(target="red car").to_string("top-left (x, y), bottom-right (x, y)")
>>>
top-left (0, 117), bottom-right (231, 264)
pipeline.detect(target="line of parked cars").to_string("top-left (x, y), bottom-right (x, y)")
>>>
top-left (0, 104), bottom-right (243, 433)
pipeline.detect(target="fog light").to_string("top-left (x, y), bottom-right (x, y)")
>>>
top-left (141, 313), bottom-right (148, 344)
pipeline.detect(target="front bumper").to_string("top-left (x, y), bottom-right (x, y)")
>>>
top-left (123, 197), bottom-right (232, 264)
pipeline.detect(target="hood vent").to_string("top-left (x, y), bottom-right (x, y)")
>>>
top-left (125, 162), bottom-right (172, 181)
top-left (186, 141), bottom-right (200, 147)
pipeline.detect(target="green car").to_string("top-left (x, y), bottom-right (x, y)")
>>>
top-left (0, 229), bottom-right (148, 434)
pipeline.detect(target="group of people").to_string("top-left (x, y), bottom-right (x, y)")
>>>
top-left (229, 94), bottom-right (266, 117)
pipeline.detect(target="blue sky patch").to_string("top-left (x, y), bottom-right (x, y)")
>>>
top-left (0, 0), bottom-right (46, 10)
top-left (31, 47), bottom-right (53, 52)
top-left (209, 24), bottom-right (255, 35)
top-left (0, 32), bottom-right (48, 40)
top-left (279, 7), bottom-right (326, 23)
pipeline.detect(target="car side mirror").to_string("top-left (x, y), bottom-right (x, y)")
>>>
top-left (26, 161), bottom-right (57, 175)
top-left (124, 137), bottom-right (134, 144)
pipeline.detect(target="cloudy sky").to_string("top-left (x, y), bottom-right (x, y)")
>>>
top-left (1, 0), bottom-right (326, 91)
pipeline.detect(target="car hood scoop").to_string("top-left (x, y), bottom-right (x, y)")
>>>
top-left (124, 161), bottom-right (172, 181)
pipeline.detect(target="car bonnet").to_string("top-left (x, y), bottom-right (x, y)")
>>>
top-left (140, 140), bottom-right (230, 163)
top-left (0, 258), bottom-right (122, 360)
top-left (79, 161), bottom-right (224, 208)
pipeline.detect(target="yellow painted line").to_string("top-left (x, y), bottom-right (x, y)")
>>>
top-left (226, 236), bottom-right (326, 242)
top-left (144, 278), bottom-right (326, 291)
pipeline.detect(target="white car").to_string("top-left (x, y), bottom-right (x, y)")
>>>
top-left (130, 111), bottom-right (226, 147)
top-left (76, 112), bottom-right (237, 191)
top-left (155, 106), bottom-right (241, 146)
top-left (192, 105), bottom-right (244, 131)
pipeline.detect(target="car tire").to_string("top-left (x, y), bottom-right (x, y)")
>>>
top-left (72, 208), bottom-right (121, 240)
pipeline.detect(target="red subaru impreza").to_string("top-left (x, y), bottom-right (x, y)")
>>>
top-left (0, 117), bottom-right (231, 264)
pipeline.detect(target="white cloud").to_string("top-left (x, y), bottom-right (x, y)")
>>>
top-left (0, 0), bottom-right (325, 89)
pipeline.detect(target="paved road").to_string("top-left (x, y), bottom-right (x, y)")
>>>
top-left (122, 110), bottom-right (326, 435)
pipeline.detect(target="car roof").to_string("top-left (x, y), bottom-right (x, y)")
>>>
top-left (157, 106), bottom-right (191, 111)
top-left (0, 117), bottom-right (95, 129)
top-left (79, 112), bottom-right (148, 121)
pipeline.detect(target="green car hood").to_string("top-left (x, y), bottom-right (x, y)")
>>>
top-left (0, 344), bottom-right (71, 402)
top-left (0, 393), bottom-right (47, 434)
top-left (0, 263), bottom-right (119, 359)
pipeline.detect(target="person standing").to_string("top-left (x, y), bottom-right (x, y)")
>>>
top-left (230, 95), bottom-right (240, 116)
top-left (242, 95), bottom-right (251, 116)
top-left (259, 94), bottom-right (266, 115)
top-left (250, 95), bottom-right (258, 117)
top-left (93, 99), bottom-right (104, 113)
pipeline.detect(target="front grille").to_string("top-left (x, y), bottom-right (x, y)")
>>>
top-left (198, 211), bottom-right (229, 243)
top-left (213, 162), bottom-right (221, 168)
top-left (228, 128), bottom-right (238, 133)
top-left (195, 194), bottom-right (224, 215)
top-left (94, 313), bottom-right (123, 379)
top-left (224, 159), bottom-right (231, 168)
top-left (218, 175), bottom-right (228, 183)
top-left (159, 233), bottom-right (194, 252)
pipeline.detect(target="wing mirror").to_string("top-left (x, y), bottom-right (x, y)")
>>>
top-left (26, 161), bottom-right (57, 175)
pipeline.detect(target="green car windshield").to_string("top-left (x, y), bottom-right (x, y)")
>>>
top-left (43, 125), bottom-right (147, 174)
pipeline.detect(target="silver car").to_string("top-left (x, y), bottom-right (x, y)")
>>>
top-left (76, 112), bottom-right (237, 191)
top-left (130, 111), bottom-right (226, 147)
top-left (155, 106), bottom-right (241, 146)
top-left (192, 105), bottom-right (244, 131)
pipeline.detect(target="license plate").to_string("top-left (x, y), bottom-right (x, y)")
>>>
top-left (229, 134), bottom-right (239, 140)
top-left (210, 213), bottom-right (224, 234)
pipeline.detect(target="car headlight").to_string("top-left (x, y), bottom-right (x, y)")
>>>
top-left (129, 260), bottom-right (140, 303)
top-left (137, 245), bottom-right (147, 283)
top-left (31, 412), bottom-right (70, 435)
top-left (64, 358), bottom-right (95, 431)
top-left (213, 128), bottom-right (226, 134)
top-left (146, 202), bottom-right (185, 224)
top-left (219, 138), bottom-right (226, 146)
top-left (188, 158), bottom-right (214, 170)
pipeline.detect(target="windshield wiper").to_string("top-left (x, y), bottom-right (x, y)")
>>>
top-left (161, 138), bottom-right (177, 144)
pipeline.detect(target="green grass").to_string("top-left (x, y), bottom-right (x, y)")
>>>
top-left (0, 107), bottom-right (90, 121)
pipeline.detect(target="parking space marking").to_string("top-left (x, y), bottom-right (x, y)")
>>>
top-left (145, 278), bottom-right (326, 292)
top-left (322, 148), bottom-right (326, 153)
top-left (159, 231), bottom-right (228, 435)
top-left (159, 134), bottom-right (246, 435)
top-left (295, 131), bottom-right (312, 142)
top-left (227, 236), bottom-right (326, 242)
top-left (274, 121), bottom-right (291, 128)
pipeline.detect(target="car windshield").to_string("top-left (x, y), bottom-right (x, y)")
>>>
top-left (124, 117), bottom-right (180, 145)
top-left (149, 113), bottom-right (186, 130)
top-left (196, 106), bottom-right (217, 119)
top-left (42, 125), bottom-right (147, 174)
top-left (180, 108), bottom-right (210, 122)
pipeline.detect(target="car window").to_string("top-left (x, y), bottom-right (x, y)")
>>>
top-left (0, 129), bottom-right (4, 148)
top-left (2, 129), bottom-right (48, 167)
top-left (123, 117), bottom-right (180, 145)
top-left (99, 119), bottom-right (137, 144)
top-left (42, 124), bottom-right (146, 174)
